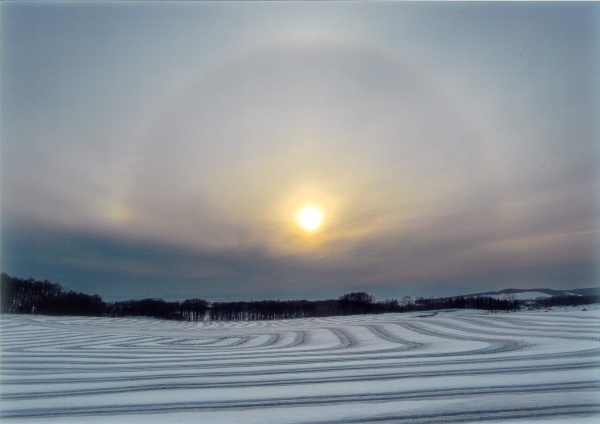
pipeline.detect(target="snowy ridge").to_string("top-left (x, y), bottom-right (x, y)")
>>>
top-left (1, 309), bottom-right (599, 423)
top-left (463, 287), bottom-right (600, 300)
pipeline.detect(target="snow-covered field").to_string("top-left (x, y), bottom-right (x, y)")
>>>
top-left (1, 308), bottom-right (599, 423)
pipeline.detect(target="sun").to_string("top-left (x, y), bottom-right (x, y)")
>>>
top-left (297, 206), bottom-right (323, 232)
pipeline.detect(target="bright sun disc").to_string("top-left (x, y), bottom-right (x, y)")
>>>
top-left (298, 206), bottom-right (323, 232)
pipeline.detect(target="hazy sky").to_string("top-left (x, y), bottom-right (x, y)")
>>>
top-left (2, 2), bottom-right (599, 301)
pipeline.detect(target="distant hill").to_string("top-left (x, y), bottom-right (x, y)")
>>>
top-left (463, 287), bottom-right (600, 299)
top-left (569, 287), bottom-right (600, 296)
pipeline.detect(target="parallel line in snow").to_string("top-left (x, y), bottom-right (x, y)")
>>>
top-left (3, 382), bottom-right (598, 418)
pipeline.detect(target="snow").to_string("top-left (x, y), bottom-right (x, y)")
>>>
top-left (1, 308), bottom-right (599, 423)
top-left (487, 291), bottom-right (553, 300)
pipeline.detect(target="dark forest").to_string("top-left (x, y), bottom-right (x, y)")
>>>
top-left (2, 272), bottom-right (596, 321)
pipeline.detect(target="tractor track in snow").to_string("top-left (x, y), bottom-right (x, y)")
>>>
top-left (2, 381), bottom-right (598, 419)
top-left (2, 310), bottom-right (599, 423)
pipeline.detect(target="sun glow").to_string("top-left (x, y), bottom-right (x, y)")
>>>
top-left (297, 206), bottom-right (323, 232)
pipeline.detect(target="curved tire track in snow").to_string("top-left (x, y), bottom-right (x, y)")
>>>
top-left (2, 309), bottom-right (599, 423)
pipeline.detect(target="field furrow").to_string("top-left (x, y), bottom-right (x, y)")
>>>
top-left (1, 308), bottom-right (599, 423)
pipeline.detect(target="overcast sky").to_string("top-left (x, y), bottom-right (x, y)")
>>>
top-left (1, 2), bottom-right (598, 301)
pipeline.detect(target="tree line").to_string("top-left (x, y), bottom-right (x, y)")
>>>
top-left (0, 274), bottom-right (396, 321)
top-left (2, 272), bottom-right (597, 321)
top-left (209, 293), bottom-right (401, 321)
top-left (1, 273), bottom-right (209, 321)
top-left (408, 295), bottom-right (521, 312)
top-left (0, 273), bottom-right (105, 317)
top-left (527, 294), bottom-right (600, 309)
